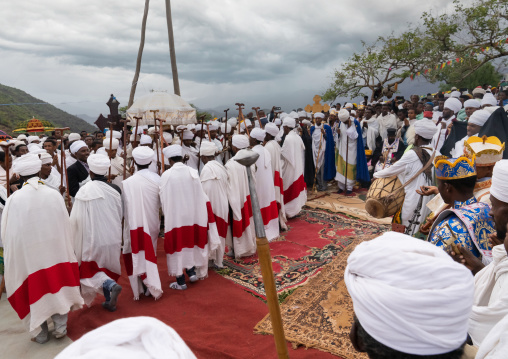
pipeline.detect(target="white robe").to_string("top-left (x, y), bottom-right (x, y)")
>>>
top-left (122, 169), bottom-right (162, 300)
top-left (71, 180), bottom-right (123, 306)
top-left (182, 144), bottom-right (199, 171)
top-left (312, 125), bottom-right (326, 169)
top-left (160, 162), bottom-right (220, 278)
top-left (377, 113), bottom-right (399, 140)
top-left (41, 167), bottom-right (62, 191)
top-left (2, 178), bottom-right (83, 334)
top-left (281, 131), bottom-right (307, 218)
top-left (431, 115), bottom-right (455, 152)
top-left (225, 157), bottom-right (257, 258)
top-left (469, 245), bottom-right (508, 347)
top-left (110, 155), bottom-right (131, 189)
top-left (200, 160), bottom-right (229, 267)
top-left (252, 144), bottom-right (279, 242)
top-left (335, 121), bottom-right (359, 191)
top-left (450, 135), bottom-right (469, 158)
top-left (374, 147), bottom-right (433, 227)
top-left (361, 116), bottom-right (380, 151)
top-left (264, 140), bottom-right (287, 230)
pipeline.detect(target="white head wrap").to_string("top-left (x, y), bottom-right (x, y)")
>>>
top-left (282, 118), bottom-right (296, 129)
top-left (250, 128), bottom-right (266, 142)
top-left (297, 111), bottom-right (307, 118)
top-left (274, 118), bottom-right (282, 126)
top-left (27, 135), bottom-right (40, 143)
top-left (12, 153), bottom-right (42, 176)
top-left (132, 146), bottom-right (154, 166)
top-left (68, 133), bottom-right (81, 142)
top-left (464, 99), bottom-right (481, 109)
top-left (289, 111), bottom-right (299, 119)
top-left (105, 130), bottom-right (121, 139)
top-left (28, 143), bottom-right (43, 153)
top-left (163, 145), bottom-right (182, 158)
top-left (338, 109), bottom-right (349, 122)
top-left (414, 119), bottom-right (437, 140)
top-left (227, 117), bottom-right (237, 127)
top-left (199, 141), bottom-right (217, 156)
top-left (468, 109), bottom-right (491, 126)
top-left (302, 119), bottom-right (311, 126)
top-left (39, 152), bottom-right (53, 165)
top-left (232, 135), bottom-right (249, 149)
top-left (472, 87), bottom-right (486, 96)
top-left (87, 153), bottom-right (110, 176)
top-left (182, 131), bottom-right (194, 140)
top-left (17, 134), bottom-right (27, 141)
top-left (70, 140), bottom-right (88, 154)
top-left (186, 124), bottom-right (196, 131)
top-left (54, 317), bottom-right (196, 359)
top-left (444, 97), bottom-right (462, 113)
top-left (450, 90), bottom-right (461, 99)
top-left (481, 94), bottom-right (498, 107)
top-left (490, 160), bottom-right (508, 203)
top-left (345, 103), bottom-right (353, 109)
top-left (140, 134), bottom-right (152, 145)
top-left (314, 112), bottom-right (325, 119)
top-left (345, 232), bottom-right (474, 356)
top-left (176, 125), bottom-right (186, 132)
top-left (240, 119), bottom-right (252, 131)
top-left (103, 138), bottom-right (119, 150)
top-left (162, 132), bottom-right (173, 144)
top-left (265, 123), bottom-right (280, 137)
top-left (208, 122), bottom-right (219, 131)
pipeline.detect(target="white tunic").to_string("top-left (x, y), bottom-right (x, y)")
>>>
top-left (361, 116), bottom-right (380, 151)
top-left (264, 140), bottom-right (287, 230)
top-left (312, 125), bottom-right (326, 169)
top-left (281, 131), bottom-right (307, 218)
top-left (335, 121), bottom-right (358, 191)
top-left (377, 113), bottom-right (399, 140)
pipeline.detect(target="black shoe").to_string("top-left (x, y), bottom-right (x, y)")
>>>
top-left (102, 301), bottom-right (117, 312)
top-left (109, 284), bottom-right (122, 308)
top-left (346, 190), bottom-right (352, 195)
top-left (337, 189), bottom-right (344, 194)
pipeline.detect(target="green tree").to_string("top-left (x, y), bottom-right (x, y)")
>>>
top-left (438, 62), bottom-right (503, 91)
top-left (189, 104), bottom-right (213, 121)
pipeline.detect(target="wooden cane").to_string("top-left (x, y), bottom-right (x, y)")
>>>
top-left (205, 123), bottom-right (212, 142)
top-left (197, 114), bottom-right (206, 172)
top-left (133, 116), bottom-right (142, 148)
top-left (54, 127), bottom-right (71, 191)
top-left (0, 142), bottom-right (14, 197)
top-left (120, 118), bottom-right (129, 180)
top-left (156, 118), bottom-right (167, 173)
top-left (107, 122), bottom-right (114, 181)
top-left (224, 108), bottom-right (229, 123)
top-left (252, 107), bottom-right (263, 128)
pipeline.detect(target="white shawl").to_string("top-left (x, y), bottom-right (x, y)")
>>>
top-left (264, 140), bottom-right (287, 230)
top-left (281, 131), bottom-right (307, 218)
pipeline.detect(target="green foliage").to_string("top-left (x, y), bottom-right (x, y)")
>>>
top-left (0, 83), bottom-right (97, 135)
top-left (438, 62), bottom-right (503, 91)
top-left (189, 103), bottom-right (214, 121)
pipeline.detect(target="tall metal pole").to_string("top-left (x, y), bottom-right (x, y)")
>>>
top-left (128, 0), bottom-right (150, 108)
top-left (165, 0), bottom-right (180, 96)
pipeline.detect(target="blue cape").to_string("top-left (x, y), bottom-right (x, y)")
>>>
top-left (353, 119), bottom-right (370, 183)
top-left (311, 124), bottom-right (336, 181)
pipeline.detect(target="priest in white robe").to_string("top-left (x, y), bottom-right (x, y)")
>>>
top-left (71, 154), bottom-right (123, 312)
top-left (450, 109), bottom-right (490, 158)
top-left (249, 128), bottom-right (279, 242)
top-left (199, 141), bottom-right (229, 268)
top-left (103, 138), bottom-right (131, 189)
top-left (3, 154), bottom-right (83, 343)
top-left (122, 146), bottom-right (163, 301)
top-left (160, 145), bottom-right (220, 290)
top-left (181, 130), bottom-right (199, 171)
top-left (335, 109), bottom-right (360, 193)
top-left (377, 103), bottom-right (399, 140)
top-left (264, 123), bottom-right (288, 230)
top-left (280, 118), bottom-right (307, 218)
top-left (225, 135), bottom-right (257, 258)
top-left (139, 135), bottom-right (159, 174)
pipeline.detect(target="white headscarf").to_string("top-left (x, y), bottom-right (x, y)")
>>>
top-left (314, 112), bottom-right (325, 119)
top-left (232, 135), bottom-right (249, 149)
top-left (468, 109), bottom-right (491, 126)
top-left (12, 153), bottom-right (42, 176)
top-left (444, 97), bottom-right (462, 113)
top-left (490, 160), bottom-right (508, 203)
top-left (297, 111), bottom-right (307, 118)
top-left (70, 140), bottom-right (87, 154)
top-left (482, 94), bottom-right (498, 107)
top-left (199, 141), bottom-right (217, 156)
top-left (182, 131), bottom-right (194, 140)
top-left (55, 317), bottom-right (196, 359)
top-left (163, 145), bottom-right (182, 158)
top-left (68, 133), bottom-right (81, 142)
top-left (282, 118), bottom-right (296, 129)
top-left (250, 128), bottom-right (265, 142)
top-left (132, 147), bottom-right (154, 165)
top-left (27, 135), bottom-right (40, 143)
top-left (450, 90), bottom-right (461, 99)
top-left (105, 130), bottom-right (121, 139)
top-left (464, 99), bottom-right (481, 109)
top-left (414, 119), bottom-right (438, 140)
top-left (140, 135), bottom-right (153, 145)
top-left (39, 152), bottom-right (53, 165)
top-left (265, 123), bottom-right (280, 137)
top-left (103, 138), bottom-right (119, 150)
top-left (87, 154), bottom-right (110, 176)
top-left (338, 109), bottom-right (349, 122)
top-left (345, 232), bottom-right (474, 356)
top-left (274, 118), bottom-right (282, 126)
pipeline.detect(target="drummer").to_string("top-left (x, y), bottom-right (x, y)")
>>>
top-left (373, 119), bottom-right (438, 232)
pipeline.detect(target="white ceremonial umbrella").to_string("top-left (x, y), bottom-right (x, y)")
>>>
top-left (126, 91), bottom-right (196, 126)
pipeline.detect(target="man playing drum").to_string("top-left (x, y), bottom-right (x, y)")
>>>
top-left (373, 119), bottom-right (438, 230)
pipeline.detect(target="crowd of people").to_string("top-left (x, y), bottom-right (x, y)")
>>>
top-left (0, 83), bottom-right (508, 358)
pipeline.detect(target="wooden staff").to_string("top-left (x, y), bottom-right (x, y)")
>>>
top-left (107, 122), bottom-right (114, 182)
top-left (197, 114), bottom-right (206, 172)
top-left (224, 108), bottom-right (229, 123)
top-left (252, 106), bottom-right (262, 128)
top-left (120, 118), bottom-right (129, 180)
top-left (205, 122), bottom-right (212, 142)
top-left (0, 142), bottom-right (14, 197)
top-left (133, 116), bottom-right (142, 148)
top-left (54, 127), bottom-right (70, 189)
top-left (150, 110), bottom-right (161, 175)
top-left (62, 144), bottom-right (72, 211)
top-left (155, 118), bottom-right (167, 172)
top-left (236, 103), bottom-right (245, 133)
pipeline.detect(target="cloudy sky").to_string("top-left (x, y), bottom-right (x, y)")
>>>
top-left (0, 0), bottom-right (459, 118)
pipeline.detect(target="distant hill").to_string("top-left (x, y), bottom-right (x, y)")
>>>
top-left (76, 113), bottom-right (96, 125)
top-left (0, 83), bottom-right (97, 135)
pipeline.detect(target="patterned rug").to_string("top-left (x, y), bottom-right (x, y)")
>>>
top-left (218, 208), bottom-right (388, 299)
top-left (254, 237), bottom-right (369, 359)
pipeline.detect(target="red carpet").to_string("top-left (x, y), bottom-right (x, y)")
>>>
top-left (67, 239), bottom-right (339, 358)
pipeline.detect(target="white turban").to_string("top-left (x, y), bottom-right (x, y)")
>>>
top-left (96, 147), bottom-right (107, 156)
top-left (129, 133), bottom-right (137, 142)
top-left (472, 87), bottom-right (486, 96)
top-left (27, 143), bottom-right (43, 153)
top-left (12, 153), bottom-right (42, 176)
top-left (140, 135), bottom-right (152, 145)
top-left (345, 232), bottom-right (474, 356)
top-left (70, 140), bottom-right (88, 154)
top-left (239, 119), bottom-right (252, 131)
top-left (265, 123), bottom-right (280, 137)
top-left (297, 111), bottom-right (307, 118)
top-left (444, 97), bottom-right (462, 113)
top-left (186, 124), bottom-right (196, 131)
top-left (163, 145), bottom-right (182, 159)
top-left (302, 119), bottom-right (311, 126)
top-left (132, 146), bottom-right (154, 165)
top-left (450, 90), bottom-right (461, 98)
top-left (68, 133), bottom-right (81, 142)
top-left (54, 317), bottom-right (196, 359)
top-left (232, 135), bottom-right (249, 149)
top-left (39, 152), bottom-right (53, 165)
top-left (27, 135), bottom-right (40, 143)
top-left (274, 118), bottom-right (282, 126)
top-left (162, 132), bottom-right (173, 144)
top-left (314, 112), bottom-right (325, 119)
top-left (289, 111), bottom-right (299, 119)
top-left (103, 138), bottom-right (119, 150)
top-left (250, 128), bottom-right (266, 142)
top-left (227, 117), bottom-right (237, 127)
top-left (208, 122), bottom-right (219, 131)
top-left (338, 109), bottom-right (349, 122)
top-left (345, 103), bottom-right (353, 109)
top-left (490, 160), bottom-right (508, 204)
top-left (176, 125), bottom-right (186, 132)
top-left (105, 130), bottom-right (121, 139)
top-left (182, 131), bottom-right (194, 140)
top-left (282, 117), bottom-right (296, 129)
top-left (199, 141), bottom-right (217, 156)
top-left (87, 153), bottom-right (110, 176)
top-left (464, 99), bottom-right (481, 109)
top-left (17, 134), bottom-right (27, 141)
top-left (468, 109), bottom-right (491, 126)
top-left (481, 94), bottom-right (498, 107)
top-left (414, 119), bottom-right (438, 140)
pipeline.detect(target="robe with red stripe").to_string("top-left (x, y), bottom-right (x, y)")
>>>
top-left (2, 178), bottom-right (83, 335)
top-left (281, 131), bottom-right (307, 218)
top-left (251, 144), bottom-right (280, 241)
top-left (160, 162), bottom-right (220, 279)
top-left (200, 160), bottom-right (229, 267)
top-left (122, 169), bottom-right (163, 300)
top-left (225, 157), bottom-right (257, 258)
top-left (264, 140), bottom-right (288, 230)
top-left (70, 180), bottom-right (123, 306)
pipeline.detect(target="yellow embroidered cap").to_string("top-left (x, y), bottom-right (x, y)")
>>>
top-left (464, 135), bottom-right (505, 167)
top-left (434, 155), bottom-right (476, 180)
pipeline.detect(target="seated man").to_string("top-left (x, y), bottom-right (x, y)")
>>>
top-left (345, 231), bottom-right (474, 359)
top-left (428, 155), bottom-right (494, 264)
